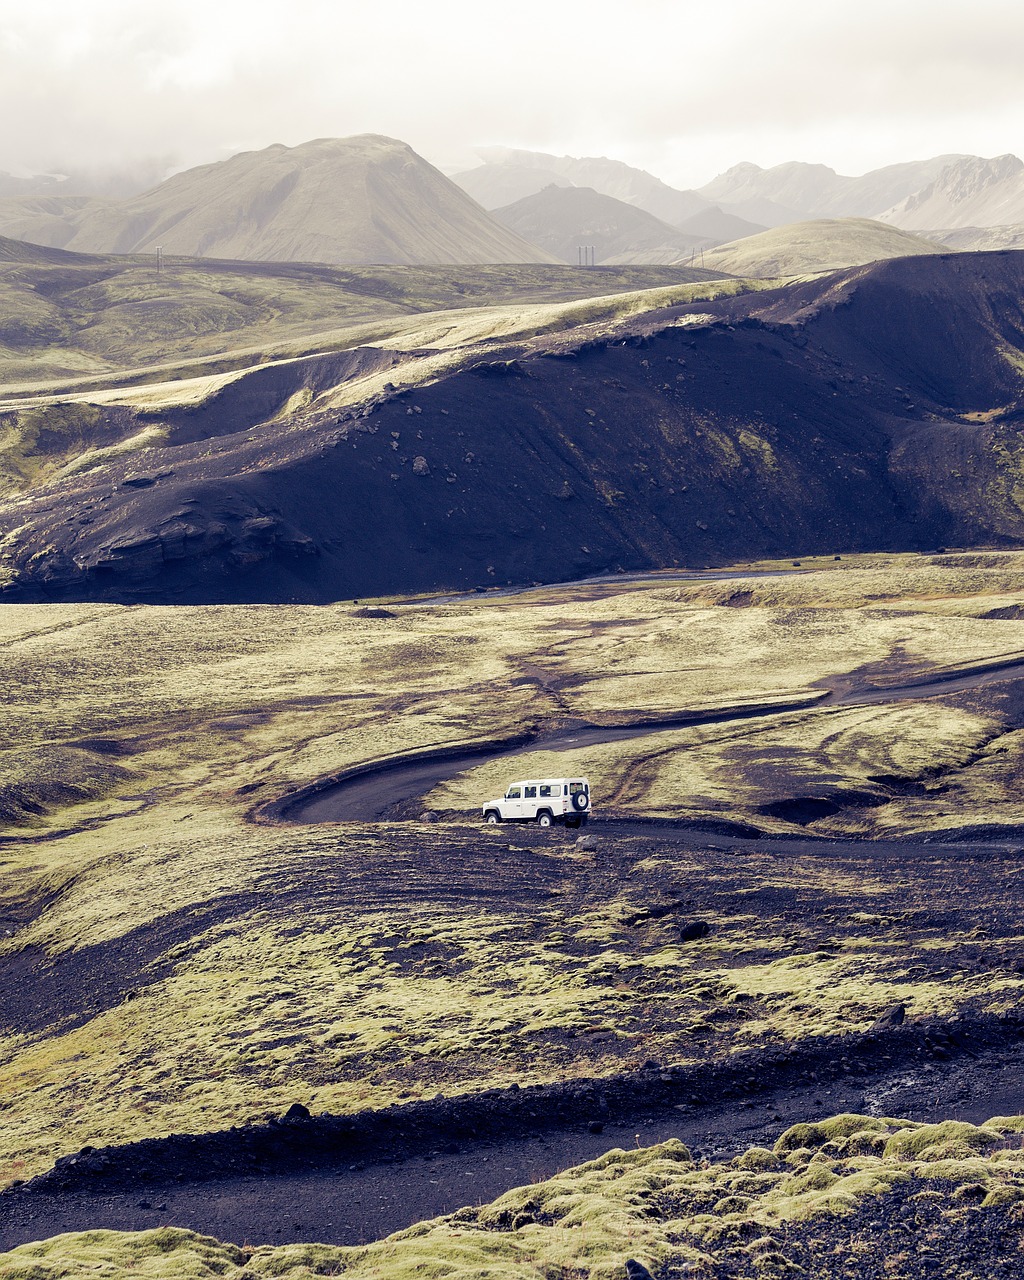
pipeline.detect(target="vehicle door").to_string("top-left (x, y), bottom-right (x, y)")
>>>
top-left (522, 784), bottom-right (539, 818)
top-left (502, 785), bottom-right (524, 820)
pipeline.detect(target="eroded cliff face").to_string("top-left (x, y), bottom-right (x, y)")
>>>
top-left (1, 251), bottom-right (1022, 604)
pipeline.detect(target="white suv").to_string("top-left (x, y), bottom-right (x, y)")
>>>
top-left (483, 777), bottom-right (591, 828)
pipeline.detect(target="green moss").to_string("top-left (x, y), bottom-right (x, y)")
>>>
top-left (1, 1226), bottom-right (245, 1277)
top-left (882, 1121), bottom-right (1002, 1161)
top-left (734, 1146), bottom-right (780, 1171)
top-left (774, 1114), bottom-right (895, 1154)
top-left (981, 1184), bottom-right (1024, 1207)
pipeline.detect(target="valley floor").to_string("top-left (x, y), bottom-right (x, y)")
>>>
top-left (1, 551), bottom-right (1024, 1277)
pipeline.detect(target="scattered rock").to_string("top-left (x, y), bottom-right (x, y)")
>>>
top-left (625, 1260), bottom-right (657, 1280)
top-left (412, 456), bottom-right (430, 476)
top-left (353, 606), bottom-right (396, 619)
top-left (872, 1003), bottom-right (906, 1030)
top-left (623, 900), bottom-right (684, 927)
top-left (576, 834), bottom-right (599, 850)
top-left (588, 1121), bottom-right (605, 1134)
top-left (282, 1103), bottom-right (311, 1123)
top-left (678, 920), bottom-right (711, 942)
top-left (419, 810), bottom-right (439, 823)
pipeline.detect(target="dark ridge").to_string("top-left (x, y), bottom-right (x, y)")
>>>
top-left (2, 252), bottom-right (1024, 603)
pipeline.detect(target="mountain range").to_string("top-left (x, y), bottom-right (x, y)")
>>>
top-left (2, 135), bottom-right (1024, 275)
top-left (454, 147), bottom-right (1024, 252)
top-left (698, 155), bottom-right (965, 221)
top-left (491, 185), bottom-right (729, 265)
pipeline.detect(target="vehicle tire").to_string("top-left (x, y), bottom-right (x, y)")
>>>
top-left (537, 811), bottom-right (553, 827)
top-left (485, 811), bottom-right (501, 824)
top-left (572, 792), bottom-right (590, 812)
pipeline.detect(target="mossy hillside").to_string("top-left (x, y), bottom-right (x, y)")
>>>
top-left (0, 598), bottom-right (543, 837)
top-left (426, 683), bottom-right (1018, 840)
top-left (4, 811), bottom-right (1024, 1187)
top-left (655, 550), bottom-right (1024, 619)
top-left (8, 1118), bottom-right (1024, 1278)
top-left (2, 560), bottom-right (1022, 843)
top-left (0, 260), bottom-right (735, 387)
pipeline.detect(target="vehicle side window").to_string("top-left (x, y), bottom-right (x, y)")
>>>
top-left (539, 785), bottom-right (552, 797)
top-left (524, 786), bottom-right (537, 798)
top-left (564, 785), bottom-right (568, 795)
top-left (506, 787), bottom-right (521, 799)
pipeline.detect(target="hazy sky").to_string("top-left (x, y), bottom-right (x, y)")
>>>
top-left (3, 0), bottom-right (1023, 188)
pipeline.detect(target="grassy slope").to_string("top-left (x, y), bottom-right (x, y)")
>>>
top-left (701, 218), bottom-right (943, 278)
top-left (0, 256), bottom-right (728, 387)
top-left (1, 555), bottom-right (1024, 1186)
top-left (7, 1117), bottom-right (1024, 1278)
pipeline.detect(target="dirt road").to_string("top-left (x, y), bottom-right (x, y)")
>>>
top-left (282, 654), bottom-right (1024, 826)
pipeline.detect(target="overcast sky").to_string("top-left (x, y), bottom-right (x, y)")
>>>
top-left (2, 0), bottom-right (1023, 188)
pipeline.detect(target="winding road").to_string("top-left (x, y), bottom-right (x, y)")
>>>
top-left (281, 651), bottom-right (1024, 828)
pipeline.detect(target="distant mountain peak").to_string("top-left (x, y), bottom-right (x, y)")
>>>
top-left (880, 153), bottom-right (1024, 229)
top-left (714, 161), bottom-right (763, 179)
top-left (452, 146), bottom-right (712, 228)
top-left (930, 153), bottom-right (1023, 200)
top-left (0, 134), bottom-right (557, 265)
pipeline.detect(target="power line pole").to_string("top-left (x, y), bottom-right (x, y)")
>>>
top-left (156, 245), bottom-right (163, 273)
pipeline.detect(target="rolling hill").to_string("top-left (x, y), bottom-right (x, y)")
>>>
top-left (935, 224), bottom-right (1024, 252)
top-left (0, 235), bottom-right (727, 388)
top-left (0, 250), bottom-right (1022, 603)
top-left (0, 137), bottom-right (557, 266)
top-left (699, 218), bottom-right (944, 278)
top-left (491, 185), bottom-right (713, 264)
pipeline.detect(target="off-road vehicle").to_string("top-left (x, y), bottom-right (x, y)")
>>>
top-left (482, 777), bottom-right (591, 827)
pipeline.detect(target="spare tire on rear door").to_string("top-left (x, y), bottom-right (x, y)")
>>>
top-left (573, 791), bottom-right (589, 812)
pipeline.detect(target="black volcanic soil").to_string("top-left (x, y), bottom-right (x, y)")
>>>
top-left (2, 251), bottom-right (1023, 603)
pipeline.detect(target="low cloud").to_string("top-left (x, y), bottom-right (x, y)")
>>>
top-left (1, 0), bottom-right (1022, 188)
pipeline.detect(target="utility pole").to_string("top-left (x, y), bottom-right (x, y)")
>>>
top-left (156, 245), bottom-right (163, 273)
